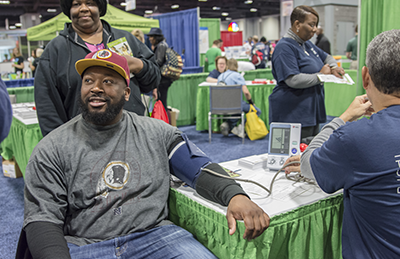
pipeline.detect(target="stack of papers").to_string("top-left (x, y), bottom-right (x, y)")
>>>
top-left (12, 102), bottom-right (38, 125)
top-left (238, 154), bottom-right (268, 170)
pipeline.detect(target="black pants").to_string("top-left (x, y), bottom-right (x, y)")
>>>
top-left (158, 77), bottom-right (173, 111)
top-left (301, 125), bottom-right (320, 144)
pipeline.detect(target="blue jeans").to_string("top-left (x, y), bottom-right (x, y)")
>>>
top-left (227, 101), bottom-right (261, 130)
top-left (67, 225), bottom-right (217, 259)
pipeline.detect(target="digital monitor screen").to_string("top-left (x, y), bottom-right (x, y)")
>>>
top-left (270, 127), bottom-right (290, 154)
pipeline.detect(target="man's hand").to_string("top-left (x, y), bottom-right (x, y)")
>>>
top-left (226, 195), bottom-right (270, 240)
top-left (283, 155), bottom-right (301, 174)
top-left (339, 94), bottom-right (374, 122)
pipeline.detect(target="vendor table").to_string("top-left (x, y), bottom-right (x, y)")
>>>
top-left (168, 156), bottom-right (344, 259)
top-left (167, 69), bottom-right (273, 127)
top-left (196, 82), bottom-right (274, 131)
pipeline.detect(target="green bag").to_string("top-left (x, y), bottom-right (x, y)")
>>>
top-left (245, 105), bottom-right (268, 140)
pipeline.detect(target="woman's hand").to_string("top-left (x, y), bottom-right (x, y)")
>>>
top-left (331, 66), bottom-right (345, 79)
top-left (319, 64), bottom-right (331, 74)
top-left (152, 88), bottom-right (158, 100)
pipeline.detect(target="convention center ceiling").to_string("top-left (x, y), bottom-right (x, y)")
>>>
top-left (0, 0), bottom-right (281, 29)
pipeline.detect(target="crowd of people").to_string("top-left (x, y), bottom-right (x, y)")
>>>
top-left (2, 1), bottom-right (399, 258)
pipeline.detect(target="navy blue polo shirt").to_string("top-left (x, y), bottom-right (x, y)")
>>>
top-left (269, 37), bottom-right (328, 127)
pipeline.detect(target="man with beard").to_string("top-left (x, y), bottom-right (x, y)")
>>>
top-left (19, 50), bottom-right (270, 259)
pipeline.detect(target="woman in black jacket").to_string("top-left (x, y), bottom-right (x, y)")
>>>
top-left (147, 27), bottom-right (173, 111)
top-left (34, 0), bottom-right (161, 137)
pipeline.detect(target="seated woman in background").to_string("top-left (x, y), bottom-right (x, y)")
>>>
top-left (217, 58), bottom-right (261, 138)
top-left (206, 56), bottom-right (227, 83)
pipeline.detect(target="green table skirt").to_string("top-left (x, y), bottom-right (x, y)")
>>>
top-left (169, 189), bottom-right (344, 259)
top-left (1, 117), bottom-right (43, 177)
top-left (195, 70), bottom-right (358, 131)
top-left (6, 86), bottom-right (35, 103)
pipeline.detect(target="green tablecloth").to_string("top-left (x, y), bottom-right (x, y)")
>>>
top-left (6, 86), bottom-right (35, 103)
top-left (195, 70), bottom-right (358, 131)
top-left (1, 118), bottom-right (43, 177)
top-left (169, 189), bottom-right (344, 259)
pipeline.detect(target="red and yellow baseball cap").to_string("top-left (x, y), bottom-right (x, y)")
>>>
top-left (75, 49), bottom-right (130, 86)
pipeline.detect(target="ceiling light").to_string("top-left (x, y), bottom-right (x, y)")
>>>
top-left (47, 9), bottom-right (57, 12)
top-left (221, 12), bottom-right (229, 16)
top-left (244, 0), bottom-right (253, 4)
top-left (212, 6), bottom-right (221, 11)
top-left (9, 25), bottom-right (16, 29)
top-left (171, 4), bottom-right (179, 9)
top-left (225, 17), bottom-right (232, 21)
top-left (198, 0), bottom-right (207, 2)
top-left (120, 2), bottom-right (127, 6)
top-left (145, 10), bottom-right (153, 14)
top-left (15, 23), bottom-right (22, 27)
top-left (250, 8), bottom-right (257, 12)
top-left (0, 1), bottom-right (10, 4)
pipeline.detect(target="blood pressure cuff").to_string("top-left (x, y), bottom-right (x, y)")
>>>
top-left (169, 133), bottom-right (212, 188)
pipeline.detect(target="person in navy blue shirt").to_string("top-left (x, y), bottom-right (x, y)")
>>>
top-left (0, 77), bottom-right (12, 143)
top-left (206, 56), bottom-right (227, 83)
top-left (299, 29), bottom-right (400, 259)
top-left (268, 5), bottom-right (344, 141)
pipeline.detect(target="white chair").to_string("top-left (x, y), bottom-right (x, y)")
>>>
top-left (208, 85), bottom-right (245, 144)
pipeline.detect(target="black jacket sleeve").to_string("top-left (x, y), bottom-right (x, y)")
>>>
top-left (154, 42), bottom-right (167, 67)
top-left (24, 221), bottom-right (71, 259)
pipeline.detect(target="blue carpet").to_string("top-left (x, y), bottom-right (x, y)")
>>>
top-left (0, 167), bottom-right (24, 259)
top-left (179, 127), bottom-right (270, 163)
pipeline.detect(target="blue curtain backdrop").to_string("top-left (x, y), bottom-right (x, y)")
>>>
top-left (152, 8), bottom-right (200, 68)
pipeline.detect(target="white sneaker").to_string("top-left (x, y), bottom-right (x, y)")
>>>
top-left (220, 122), bottom-right (230, 136)
top-left (231, 124), bottom-right (246, 138)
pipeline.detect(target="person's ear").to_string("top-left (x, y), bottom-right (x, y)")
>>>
top-left (125, 87), bottom-right (131, 101)
top-left (293, 20), bottom-right (300, 31)
top-left (362, 66), bottom-right (370, 91)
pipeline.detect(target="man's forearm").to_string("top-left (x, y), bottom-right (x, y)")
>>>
top-left (195, 163), bottom-right (248, 206)
top-left (25, 221), bottom-right (71, 259)
top-left (300, 117), bottom-right (345, 179)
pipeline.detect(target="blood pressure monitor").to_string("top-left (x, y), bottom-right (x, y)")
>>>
top-left (267, 122), bottom-right (301, 171)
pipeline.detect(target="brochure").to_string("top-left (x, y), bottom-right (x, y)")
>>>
top-left (317, 73), bottom-right (355, 85)
top-left (107, 37), bottom-right (133, 56)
